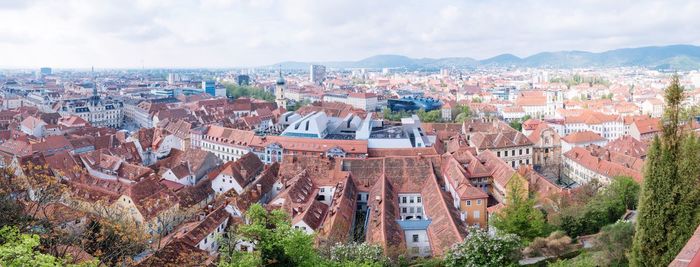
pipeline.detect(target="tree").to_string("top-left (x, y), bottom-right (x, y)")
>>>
top-left (0, 226), bottom-right (97, 267)
top-left (548, 252), bottom-right (597, 267)
top-left (329, 242), bottom-right (385, 266)
top-left (523, 231), bottom-right (574, 258)
top-left (443, 226), bottom-right (521, 267)
top-left (492, 177), bottom-right (549, 242)
top-left (552, 177), bottom-right (637, 238)
top-left (454, 105), bottom-right (472, 123)
top-left (509, 120), bottom-right (523, 131)
top-left (603, 176), bottom-right (640, 210)
top-left (417, 109), bottom-right (441, 122)
top-left (595, 221), bottom-right (634, 266)
top-left (218, 204), bottom-right (320, 267)
top-left (225, 84), bottom-right (275, 102)
top-left (631, 75), bottom-right (700, 266)
top-left (81, 219), bottom-right (148, 266)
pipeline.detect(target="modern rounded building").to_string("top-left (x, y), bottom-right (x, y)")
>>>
top-left (388, 96), bottom-right (443, 112)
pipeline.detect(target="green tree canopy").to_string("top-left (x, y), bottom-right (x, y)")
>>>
top-left (491, 177), bottom-right (550, 242)
top-left (0, 226), bottom-right (97, 267)
top-left (219, 204), bottom-right (319, 267)
top-left (225, 84), bottom-right (275, 102)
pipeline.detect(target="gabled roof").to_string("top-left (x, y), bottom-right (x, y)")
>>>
top-left (215, 152), bottom-right (264, 188)
top-left (604, 136), bottom-right (648, 158)
top-left (563, 147), bottom-right (643, 182)
top-left (477, 150), bottom-right (516, 189)
top-left (135, 239), bottom-right (211, 267)
top-left (470, 131), bottom-right (533, 149)
top-left (421, 162), bottom-right (468, 255)
top-left (180, 206), bottom-right (229, 247)
top-left (365, 175), bottom-right (405, 255)
top-left (561, 131), bottom-right (605, 144)
top-left (632, 118), bottom-right (662, 135)
top-left (317, 174), bottom-right (357, 242)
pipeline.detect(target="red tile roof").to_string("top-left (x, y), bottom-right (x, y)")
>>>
top-left (561, 131), bottom-right (605, 144)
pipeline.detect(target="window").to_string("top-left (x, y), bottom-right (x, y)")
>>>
top-left (412, 234), bottom-right (419, 242)
top-left (466, 200), bottom-right (471, 206)
top-left (417, 207), bottom-right (422, 214)
top-left (519, 149), bottom-right (522, 155)
top-left (504, 151), bottom-right (508, 157)
top-left (409, 207), bottom-right (414, 213)
top-left (402, 197), bottom-right (407, 203)
top-left (320, 188), bottom-right (325, 193)
top-left (477, 199), bottom-right (482, 205)
top-left (473, 211), bottom-right (480, 219)
top-left (417, 196), bottom-right (421, 203)
top-left (497, 151), bottom-right (500, 157)
top-left (526, 148), bottom-right (530, 154)
top-left (402, 207), bottom-right (407, 213)
top-left (409, 197), bottom-right (414, 203)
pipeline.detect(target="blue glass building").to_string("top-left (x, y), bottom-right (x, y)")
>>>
top-left (388, 96), bottom-right (442, 112)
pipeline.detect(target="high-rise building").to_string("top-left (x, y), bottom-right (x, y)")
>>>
top-left (167, 73), bottom-right (181, 85)
top-left (309, 64), bottom-right (326, 84)
top-left (40, 67), bottom-right (52, 76)
top-left (202, 80), bottom-right (216, 96)
top-left (236, 74), bottom-right (250, 86)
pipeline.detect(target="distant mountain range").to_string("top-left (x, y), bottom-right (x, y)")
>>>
top-left (270, 44), bottom-right (700, 70)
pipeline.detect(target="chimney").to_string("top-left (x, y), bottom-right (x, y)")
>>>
top-left (256, 183), bottom-right (262, 193)
top-left (240, 168), bottom-right (247, 178)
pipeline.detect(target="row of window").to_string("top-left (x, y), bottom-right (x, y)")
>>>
top-left (496, 148), bottom-right (531, 157)
top-left (400, 196), bottom-right (422, 204)
top-left (465, 199), bottom-right (482, 206)
top-left (401, 206), bottom-right (423, 214)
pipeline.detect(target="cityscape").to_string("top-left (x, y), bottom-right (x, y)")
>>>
top-left (0, 1), bottom-right (700, 267)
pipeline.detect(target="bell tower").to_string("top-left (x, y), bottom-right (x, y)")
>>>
top-left (275, 67), bottom-right (287, 108)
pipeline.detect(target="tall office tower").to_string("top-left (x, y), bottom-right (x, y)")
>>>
top-left (309, 64), bottom-right (326, 84)
top-left (167, 73), bottom-right (181, 85)
top-left (202, 80), bottom-right (216, 96)
top-left (40, 67), bottom-right (52, 76)
top-left (236, 74), bottom-right (250, 86)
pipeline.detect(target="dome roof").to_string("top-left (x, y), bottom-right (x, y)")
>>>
top-left (276, 76), bottom-right (286, 85)
top-left (276, 69), bottom-right (286, 85)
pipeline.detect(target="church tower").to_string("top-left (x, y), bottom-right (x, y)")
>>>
top-left (275, 68), bottom-right (287, 108)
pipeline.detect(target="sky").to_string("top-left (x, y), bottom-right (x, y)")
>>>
top-left (0, 0), bottom-right (699, 68)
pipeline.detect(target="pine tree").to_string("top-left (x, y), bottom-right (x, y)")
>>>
top-left (630, 75), bottom-right (700, 266)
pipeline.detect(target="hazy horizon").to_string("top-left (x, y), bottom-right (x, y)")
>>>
top-left (1, 0), bottom-right (699, 68)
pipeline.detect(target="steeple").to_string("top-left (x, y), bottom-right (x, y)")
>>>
top-left (92, 66), bottom-right (97, 97)
top-left (276, 65), bottom-right (286, 85)
top-left (275, 66), bottom-right (287, 108)
top-left (91, 66), bottom-right (100, 105)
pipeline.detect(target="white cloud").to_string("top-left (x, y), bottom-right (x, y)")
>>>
top-left (0, 0), bottom-right (698, 68)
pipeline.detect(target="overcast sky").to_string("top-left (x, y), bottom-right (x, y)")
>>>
top-left (0, 0), bottom-right (699, 68)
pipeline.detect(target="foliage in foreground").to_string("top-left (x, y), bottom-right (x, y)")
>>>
top-left (0, 226), bottom-right (97, 267)
top-left (443, 226), bottom-right (521, 267)
top-left (631, 75), bottom-right (700, 266)
top-left (219, 204), bottom-right (387, 267)
top-left (491, 176), bottom-right (549, 243)
top-left (548, 176), bottom-right (639, 238)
